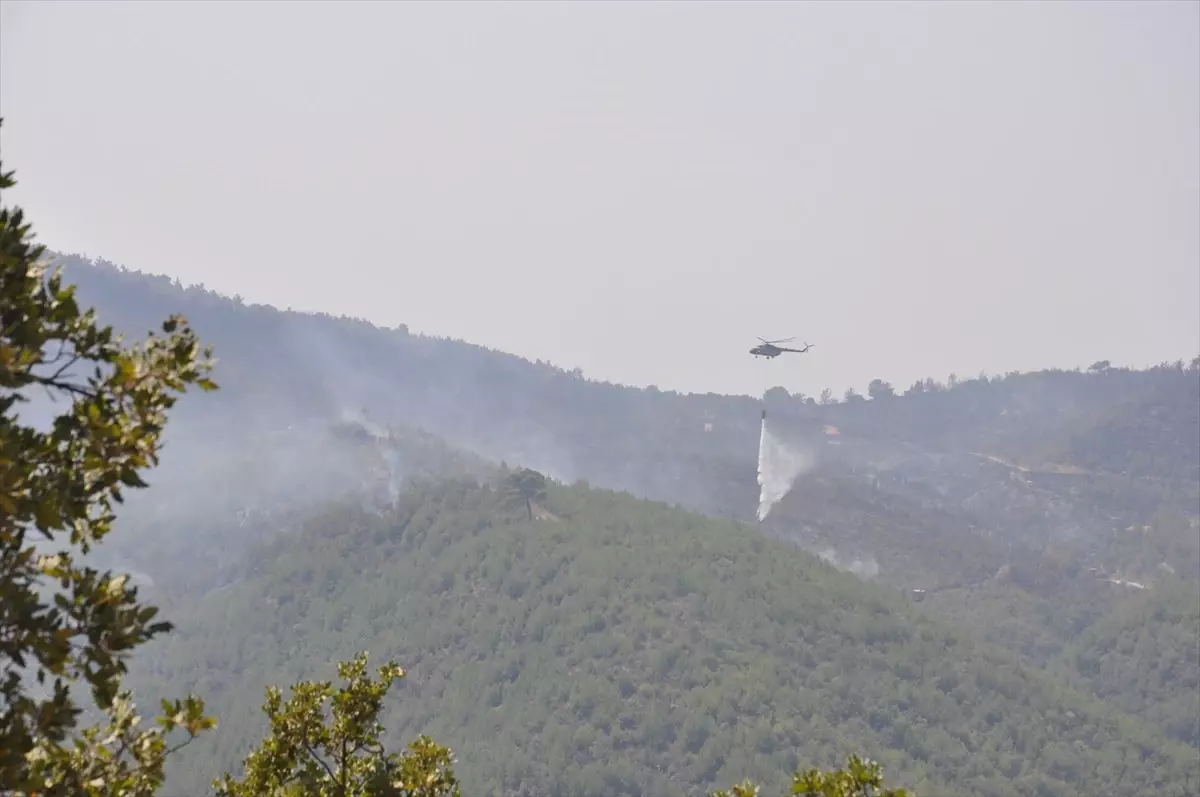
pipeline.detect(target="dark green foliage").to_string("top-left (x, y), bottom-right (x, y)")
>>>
top-left (131, 479), bottom-right (1195, 797)
top-left (503, 467), bottom-right (548, 520)
top-left (1, 129), bottom-right (216, 793)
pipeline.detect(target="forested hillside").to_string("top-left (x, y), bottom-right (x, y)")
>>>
top-left (44, 253), bottom-right (1200, 794)
top-left (1036, 372), bottom-right (1200, 482)
top-left (51, 254), bottom-right (1200, 513)
top-left (132, 477), bottom-right (1196, 797)
top-left (1056, 579), bottom-right (1200, 747)
top-left (88, 411), bottom-right (493, 604)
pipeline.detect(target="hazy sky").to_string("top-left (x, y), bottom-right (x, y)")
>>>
top-left (2, 0), bottom-right (1197, 398)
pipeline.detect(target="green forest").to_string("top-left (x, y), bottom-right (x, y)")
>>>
top-left (132, 476), bottom-right (1196, 797)
top-left (4, 160), bottom-right (1199, 796)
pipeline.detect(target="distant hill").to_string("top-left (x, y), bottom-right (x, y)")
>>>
top-left (52, 253), bottom-right (1198, 501)
top-left (51, 252), bottom-right (1200, 781)
top-left (1034, 371), bottom-right (1200, 482)
top-left (132, 477), bottom-right (1196, 797)
top-left (808, 365), bottom-right (1200, 484)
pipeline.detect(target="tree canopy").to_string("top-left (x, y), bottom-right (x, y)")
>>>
top-left (504, 467), bottom-right (548, 521)
top-left (710, 754), bottom-right (912, 797)
top-left (1, 125), bottom-right (217, 793)
top-left (213, 652), bottom-right (460, 797)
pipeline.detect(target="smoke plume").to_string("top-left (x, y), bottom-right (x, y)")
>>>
top-left (817, 547), bottom-right (882, 579)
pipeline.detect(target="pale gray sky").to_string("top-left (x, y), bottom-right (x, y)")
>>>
top-left (2, 0), bottom-right (1197, 398)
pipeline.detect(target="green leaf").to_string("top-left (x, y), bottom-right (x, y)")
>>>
top-left (1, 141), bottom-right (219, 790)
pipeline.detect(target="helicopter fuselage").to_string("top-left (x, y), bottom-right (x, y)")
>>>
top-left (750, 337), bottom-right (811, 358)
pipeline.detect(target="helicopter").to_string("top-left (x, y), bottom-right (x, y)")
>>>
top-left (749, 336), bottom-right (813, 359)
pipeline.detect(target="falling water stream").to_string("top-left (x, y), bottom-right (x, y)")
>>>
top-left (756, 412), bottom-right (812, 521)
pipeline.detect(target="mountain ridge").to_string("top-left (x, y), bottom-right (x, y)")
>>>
top-left (48, 252), bottom-right (1200, 502)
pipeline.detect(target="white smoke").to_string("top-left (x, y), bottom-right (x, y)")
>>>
top-left (756, 415), bottom-right (813, 521)
top-left (335, 407), bottom-right (406, 504)
top-left (817, 546), bottom-right (881, 579)
top-left (380, 448), bottom-right (404, 502)
top-left (340, 407), bottom-right (388, 439)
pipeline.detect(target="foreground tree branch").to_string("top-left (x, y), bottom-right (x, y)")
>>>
top-left (213, 651), bottom-right (461, 797)
top-left (1, 116), bottom-right (220, 794)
